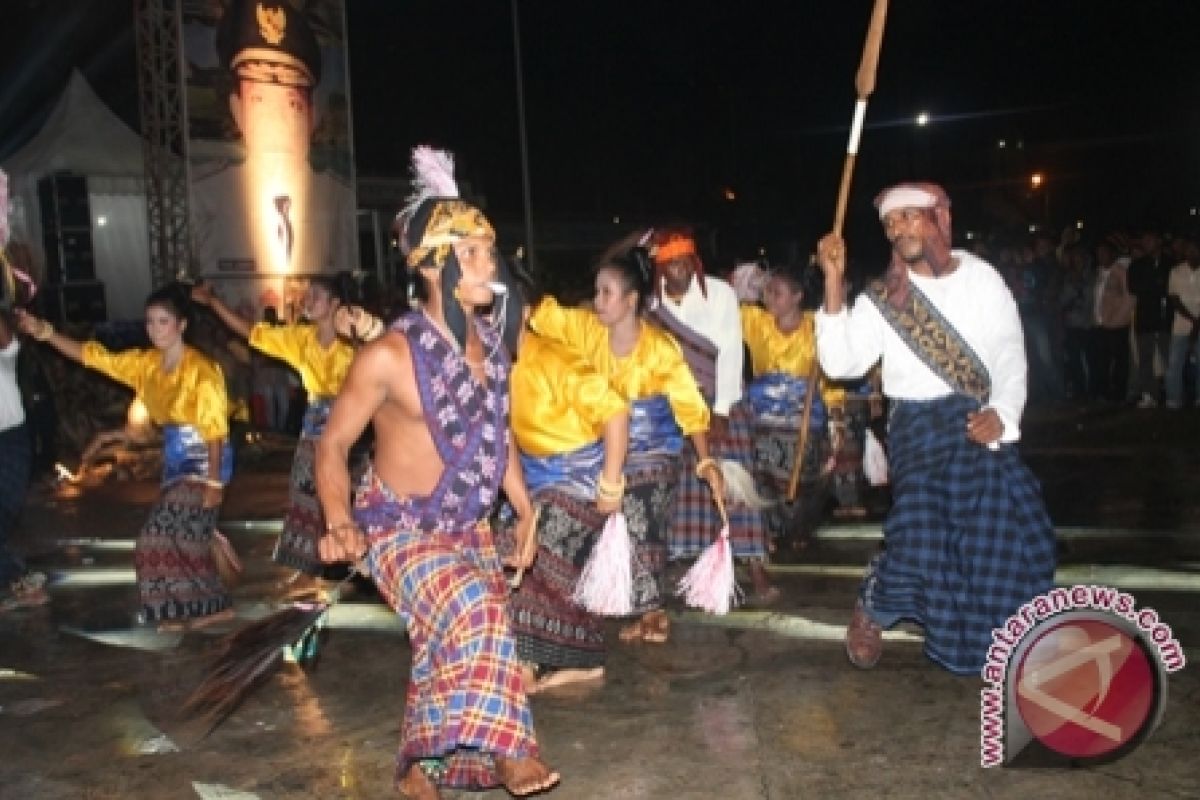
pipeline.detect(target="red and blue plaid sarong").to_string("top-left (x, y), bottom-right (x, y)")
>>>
top-left (362, 473), bottom-right (537, 789)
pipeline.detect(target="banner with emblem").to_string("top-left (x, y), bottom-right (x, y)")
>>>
top-left (183, 0), bottom-right (357, 320)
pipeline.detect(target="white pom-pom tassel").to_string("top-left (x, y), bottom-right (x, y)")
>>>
top-left (677, 526), bottom-right (740, 615)
top-left (677, 496), bottom-right (741, 615)
top-left (572, 512), bottom-right (633, 616)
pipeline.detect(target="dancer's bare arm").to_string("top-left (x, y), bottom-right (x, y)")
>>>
top-left (14, 309), bottom-right (83, 362)
top-left (192, 285), bottom-right (252, 339)
top-left (596, 409), bottom-right (630, 514)
top-left (316, 339), bottom-right (394, 561)
top-left (501, 436), bottom-right (537, 569)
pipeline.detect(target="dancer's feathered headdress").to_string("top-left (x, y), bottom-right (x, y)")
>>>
top-left (397, 146), bottom-right (494, 271)
top-left (393, 146), bottom-right (523, 355)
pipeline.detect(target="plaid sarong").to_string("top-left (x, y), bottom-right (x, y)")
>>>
top-left (668, 399), bottom-right (769, 561)
top-left (273, 399), bottom-right (333, 574)
top-left (861, 394), bottom-right (1056, 674)
top-left (359, 472), bottom-right (536, 790)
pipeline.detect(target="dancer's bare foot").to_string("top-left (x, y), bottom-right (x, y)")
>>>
top-left (618, 618), bottom-right (644, 643)
top-left (494, 754), bottom-right (559, 796)
top-left (640, 610), bottom-right (670, 644)
top-left (398, 762), bottom-right (442, 800)
top-left (536, 667), bottom-right (604, 693)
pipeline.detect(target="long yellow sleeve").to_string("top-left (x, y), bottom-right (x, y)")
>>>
top-left (511, 334), bottom-right (628, 457)
top-left (741, 307), bottom-right (845, 410)
top-left (82, 342), bottom-right (230, 441)
top-left (529, 297), bottom-right (709, 435)
top-left (249, 322), bottom-right (353, 398)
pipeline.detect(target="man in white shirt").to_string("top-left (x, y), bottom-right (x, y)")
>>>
top-left (1165, 238), bottom-right (1200, 408)
top-left (649, 229), bottom-right (777, 603)
top-left (812, 182), bottom-right (1056, 675)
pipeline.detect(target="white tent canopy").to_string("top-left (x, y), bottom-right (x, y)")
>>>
top-left (3, 70), bottom-right (151, 320)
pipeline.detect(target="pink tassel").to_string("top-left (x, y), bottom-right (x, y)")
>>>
top-left (571, 512), bottom-right (633, 616)
top-left (677, 520), bottom-right (741, 615)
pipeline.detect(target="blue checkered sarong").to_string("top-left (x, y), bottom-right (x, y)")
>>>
top-left (861, 394), bottom-right (1056, 674)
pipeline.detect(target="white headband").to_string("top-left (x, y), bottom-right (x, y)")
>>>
top-left (877, 187), bottom-right (939, 219)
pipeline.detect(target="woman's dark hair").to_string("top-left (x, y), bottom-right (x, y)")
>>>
top-left (596, 245), bottom-right (655, 314)
top-left (768, 260), bottom-right (822, 308)
top-left (309, 272), bottom-right (355, 305)
top-left (144, 282), bottom-right (193, 326)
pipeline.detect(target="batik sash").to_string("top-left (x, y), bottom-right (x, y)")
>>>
top-left (647, 302), bottom-right (718, 407)
top-left (162, 424), bottom-right (233, 487)
top-left (866, 279), bottom-right (991, 402)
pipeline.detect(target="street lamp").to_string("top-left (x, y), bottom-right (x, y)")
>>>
top-left (1029, 173), bottom-right (1048, 224)
top-left (915, 111), bottom-right (930, 126)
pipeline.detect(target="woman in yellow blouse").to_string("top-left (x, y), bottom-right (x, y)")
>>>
top-left (508, 328), bottom-right (630, 690)
top-left (529, 244), bottom-right (722, 644)
top-left (740, 263), bottom-right (845, 548)
top-left (17, 286), bottom-right (234, 630)
top-left (192, 276), bottom-right (354, 578)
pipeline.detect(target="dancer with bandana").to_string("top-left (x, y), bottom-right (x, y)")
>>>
top-left (529, 241), bottom-right (721, 645)
top-left (192, 276), bottom-right (354, 583)
top-left (314, 147), bottom-right (556, 799)
top-left (649, 229), bottom-right (777, 604)
top-left (740, 262), bottom-right (846, 550)
top-left (813, 182), bottom-right (1056, 674)
top-left (17, 287), bottom-right (235, 631)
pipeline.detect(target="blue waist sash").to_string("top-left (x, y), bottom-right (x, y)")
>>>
top-left (302, 396), bottom-right (334, 438)
top-left (746, 372), bottom-right (827, 429)
top-left (521, 441), bottom-right (604, 498)
top-left (162, 424), bottom-right (234, 487)
top-left (520, 395), bottom-right (683, 498)
top-left (628, 395), bottom-right (684, 457)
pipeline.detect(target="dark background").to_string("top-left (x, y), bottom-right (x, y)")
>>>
top-left (3, 0), bottom-right (1199, 270)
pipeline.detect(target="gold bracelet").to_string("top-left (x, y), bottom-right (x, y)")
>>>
top-left (695, 457), bottom-right (719, 479)
top-left (326, 520), bottom-right (360, 533)
top-left (33, 319), bottom-right (54, 342)
top-left (202, 478), bottom-right (224, 489)
top-left (596, 487), bottom-right (624, 502)
top-left (596, 473), bottom-right (626, 496)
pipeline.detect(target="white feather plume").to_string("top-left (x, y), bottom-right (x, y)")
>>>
top-left (400, 146), bottom-right (459, 223)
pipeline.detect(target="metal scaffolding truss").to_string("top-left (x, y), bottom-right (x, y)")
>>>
top-left (133, 0), bottom-right (192, 288)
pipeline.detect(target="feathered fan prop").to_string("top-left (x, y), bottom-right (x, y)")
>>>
top-left (182, 571), bottom-right (358, 735)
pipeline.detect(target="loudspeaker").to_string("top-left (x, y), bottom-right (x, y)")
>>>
top-left (38, 173), bottom-right (96, 284)
top-left (41, 282), bottom-right (107, 326)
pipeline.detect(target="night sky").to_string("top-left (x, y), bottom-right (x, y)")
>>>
top-left (3, 0), bottom-right (1200, 266)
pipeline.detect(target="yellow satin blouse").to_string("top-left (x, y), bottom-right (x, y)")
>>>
top-left (529, 297), bottom-right (710, 435)
top-left (511, 333), bottom-right (629, 457)
top-left (81, 342), bottom-right (229, 441)
top-left (249, 323), bottom-right (354, 400)
top-left (741, 306), bottom-right (846, 409)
